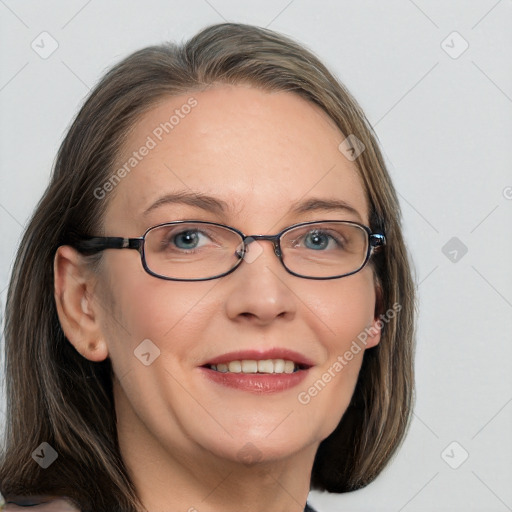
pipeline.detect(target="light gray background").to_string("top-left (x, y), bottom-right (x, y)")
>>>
top-left (1, 1), bottom-right (511, 511)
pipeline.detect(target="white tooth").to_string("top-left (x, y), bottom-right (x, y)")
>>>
top-left (258, 359), bottom-right (274, 373)
top-left (284, 360), bottom-right (295, 374)
top-left (216, 359), bottom-right (298, 374)
top-left (228, 361), bottom-right (242, 373)
top-left (242, 360), bottom-right (258, 373)
top-left (273, 359), bottom-right (285, 374)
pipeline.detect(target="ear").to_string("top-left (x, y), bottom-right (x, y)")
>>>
top-left (364, 317), bottom-right (382, 349)
top-left (54, 245), bottom-right (109, 362)
top-left (365, 280), bottom-right (384, 349)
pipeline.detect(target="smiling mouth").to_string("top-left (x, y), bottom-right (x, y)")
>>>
top-left (203, 359), bottom-right (310, 374)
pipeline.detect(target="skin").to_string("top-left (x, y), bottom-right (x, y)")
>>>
top-left (54, 84), bottom-right (381, 512)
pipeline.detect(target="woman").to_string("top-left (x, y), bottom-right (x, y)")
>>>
top-left (0, 23), bottom-right (415, 512)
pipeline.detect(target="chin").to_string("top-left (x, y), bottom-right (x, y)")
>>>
top-left (203, 426), bottom-right (318, 466)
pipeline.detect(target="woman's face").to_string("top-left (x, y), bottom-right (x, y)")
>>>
top-left (92, 84), bottom-right (380, 466)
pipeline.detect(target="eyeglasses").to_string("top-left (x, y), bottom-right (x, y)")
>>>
top-left (74, 220), bottom-right (385, 281)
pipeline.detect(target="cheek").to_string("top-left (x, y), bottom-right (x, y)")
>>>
top-left (326, 272), bottom-right (376, 381)
top-left (96, 255), bottom-right (217, 370)
top-left (296, 270), bottom-right (376, 436)
top-left (309, 268), bottom-right (377, 347)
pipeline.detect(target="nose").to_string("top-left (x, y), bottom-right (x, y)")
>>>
top-left (224, 239), bottom-right (296, 326)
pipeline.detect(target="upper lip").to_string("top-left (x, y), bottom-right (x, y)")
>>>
top-left (201, 348), bottom-right (315, 368)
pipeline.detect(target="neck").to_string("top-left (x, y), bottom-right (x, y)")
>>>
top-left (115, 380), bottom-right (317, 512)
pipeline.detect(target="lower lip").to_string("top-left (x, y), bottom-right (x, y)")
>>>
top-left (198, 367), bottom-right (310, 394)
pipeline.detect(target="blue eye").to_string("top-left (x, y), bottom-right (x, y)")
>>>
top-left (173, 230), bottom-right (207, 250)
top-left (304, 231), bottom-right (328, 250)
top-left (303, 230), bottom-right (341, 250)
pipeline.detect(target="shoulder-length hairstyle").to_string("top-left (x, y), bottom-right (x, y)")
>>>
top-left (0, 22), bottom-right (415, 512)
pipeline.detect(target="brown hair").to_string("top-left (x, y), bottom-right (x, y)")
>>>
top-left (0, 22), bottom-right (415, 511)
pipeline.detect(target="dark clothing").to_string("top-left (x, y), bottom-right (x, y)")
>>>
top-left (6, 497), bottom-right (318, 511)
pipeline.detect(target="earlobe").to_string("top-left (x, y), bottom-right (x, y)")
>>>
top-left (54, 245), bottom-right (109, 362)
top-left (365, 280), bottom-right (384, 349)
top-left (364, 316), bottom-right (382, 349)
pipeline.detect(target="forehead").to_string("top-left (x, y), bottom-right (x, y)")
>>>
top-left (106, 84), bottom-right (369, 231)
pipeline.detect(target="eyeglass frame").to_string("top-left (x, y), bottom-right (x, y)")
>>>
top-left (73, 219), bottom-right (386, 281)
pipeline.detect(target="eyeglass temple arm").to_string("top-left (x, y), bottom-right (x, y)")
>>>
top-left (370, 233), bottom-right (386, 248)
top-left (73, 237), bottom-right (143, 254)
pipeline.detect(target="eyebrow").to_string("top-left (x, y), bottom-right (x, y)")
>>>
top-left (288, 197), bottom-right (363, 222)
top-left (143, 191), bottom-right (229, 217)
top-left (143, 191), bottom-right (363, 222)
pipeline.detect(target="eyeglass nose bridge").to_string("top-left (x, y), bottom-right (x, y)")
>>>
top-left (236, 234), bottom-right (282, 260)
